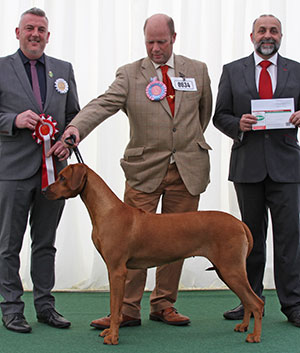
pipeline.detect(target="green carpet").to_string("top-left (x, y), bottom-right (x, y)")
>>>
top-left (0, 290), bottom-right (298, 353)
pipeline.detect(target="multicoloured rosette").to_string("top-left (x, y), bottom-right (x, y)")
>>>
top-left (32, 114), bottom-right (59, 190)
top-left (146, 78), bottom-right (167, 101)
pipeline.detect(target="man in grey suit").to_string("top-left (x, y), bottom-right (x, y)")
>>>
top-left (0, 8), bottom-right (80, 333)
top-left (63, 14), bottom-right (212, 328)
top-left (213, 14), bottom-right (300, 327)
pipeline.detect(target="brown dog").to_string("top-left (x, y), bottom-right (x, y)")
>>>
top-left (45, 163), bottom-right (264, 345)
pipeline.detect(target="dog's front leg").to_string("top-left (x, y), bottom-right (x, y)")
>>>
top-left (100, 265), bottom-right (127, 345)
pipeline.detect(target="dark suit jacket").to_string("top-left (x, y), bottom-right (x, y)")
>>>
top-left (70, 55), bottom-right (212, 196)
top-left (213, 53), bottom-right (300, 183)
top-left (0, 51), bottom-right (80, 180)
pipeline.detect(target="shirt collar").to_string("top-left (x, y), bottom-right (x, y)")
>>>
top-left (18, 48), bottom-right (45, 65)
top-left (151, 53), bottom-right (175, 70)
top-left (254, 51), bottom-right (278, 66)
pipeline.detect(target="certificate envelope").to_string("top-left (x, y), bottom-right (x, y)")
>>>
top-left (251, 98), bottom-right (295, 130)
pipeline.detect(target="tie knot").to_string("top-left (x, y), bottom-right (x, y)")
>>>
top-left (160, 65), bottom-right (169, 74)
top-left (30, 60), bottom-right (37, 67)
top-left (260, 60), bottom-right (271, 69)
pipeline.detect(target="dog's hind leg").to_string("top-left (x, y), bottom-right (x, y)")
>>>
top-left (215, 265), bottom-right (263, 343)
top-left (100, 265), bottom-right (128, 345)
top-left (236, 298), bottom-right (263, 343)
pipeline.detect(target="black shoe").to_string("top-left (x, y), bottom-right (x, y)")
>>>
top-left (2, 313), bottom-right (32, 333)
top-left (288, 311), bottom-right (300, 327)
top-left (223, 296), bottom-right (265, 320)
top-left (37, 308), bottom-right (71, 328)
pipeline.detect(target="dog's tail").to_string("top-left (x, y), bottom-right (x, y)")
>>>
top-left (206, 264), bottom-right (226, 284)
top-left (242, 221), bottom-right (254, 258)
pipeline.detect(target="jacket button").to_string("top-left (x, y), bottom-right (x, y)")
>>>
top-left (172, 128), bottom-right (176, 132)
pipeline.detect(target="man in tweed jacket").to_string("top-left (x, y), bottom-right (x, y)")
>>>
top-left (63, 13), bottom-right (212, 328)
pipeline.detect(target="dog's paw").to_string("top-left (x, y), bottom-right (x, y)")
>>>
top-left (103, 335), bottom-right (119, 345)
top-left (234, 323), bottom-right (248, 332)
top-left (100, 329), bottom-right (119, 345)
top-left (246, 333), bottom-right (261, 343)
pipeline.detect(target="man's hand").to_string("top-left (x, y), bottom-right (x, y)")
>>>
top-left (289, 110), bottom-right (300, 127)
top-left (46, 141), bottom-right (70, 161)
top-left (15, 110), bottom-right (43, 130)
top-left (61, 126), bottom-right (80, 147)
top-left (239, 114), bottom-right (258, 132)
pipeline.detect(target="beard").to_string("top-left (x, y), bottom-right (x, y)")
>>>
top-left (254, 38), bottom-right (281, 56)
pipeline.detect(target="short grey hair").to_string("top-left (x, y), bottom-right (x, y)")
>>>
top-left (20, 7), bottom-right (48, 24)
top-left (252, 14), bottom-right (282, 34)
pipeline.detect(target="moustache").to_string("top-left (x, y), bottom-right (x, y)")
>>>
top-left (259, 39), bottom-right (276, 45)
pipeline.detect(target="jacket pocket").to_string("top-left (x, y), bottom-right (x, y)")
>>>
top-left (123, 146), bottom-right (145, 161)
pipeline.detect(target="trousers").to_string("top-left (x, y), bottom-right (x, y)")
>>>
top-left (122, 163), bottom-right (200, 318)
top-left (0, 169), bottom-right (64, 315)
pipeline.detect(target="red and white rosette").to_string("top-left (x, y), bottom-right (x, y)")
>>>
top-left (32, 114), bottom-right (59, 190)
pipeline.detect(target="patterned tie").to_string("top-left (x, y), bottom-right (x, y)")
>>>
top-left (30, 60), bottom-right (43, 112)
top-left (160, 65), bottom-right (175, 116)
top-left (259, 60), bottom-right (273, 99)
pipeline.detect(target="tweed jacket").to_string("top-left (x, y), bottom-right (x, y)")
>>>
top-left (70, 55), bottom-right (212, 195)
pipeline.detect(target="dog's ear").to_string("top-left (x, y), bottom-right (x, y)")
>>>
top-left (69, 164), bottom-right (87, 191)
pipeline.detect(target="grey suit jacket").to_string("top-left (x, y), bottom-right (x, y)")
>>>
top-left (0, 51), bottom-right (80, 180)
top-left (69, 55), bottom-right (212, 196)
top-left (213, 53), bottom-right (300, 183)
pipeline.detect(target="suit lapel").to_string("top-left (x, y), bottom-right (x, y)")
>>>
top-left (173, 55), bottom-right (184, 118)
top-left (243, 54), bottom-right (259, 98)
top-left (242, 53), bottom-right (289, 99)
top-left (10, 52), bottom-right (41, 111)
top-left (274, 55), bottom-right (289, 98)
top-left (141, 57), bottom-right (173, 118)
top-left (44, 55), bottom-right (55, 112)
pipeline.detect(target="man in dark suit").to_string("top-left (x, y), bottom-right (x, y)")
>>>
top-left (213, 14), bottom-right (300, 327)
top-left (0, 8), bottom-right (80, 333)
top-left (62, 14), bottom-right (212, 328)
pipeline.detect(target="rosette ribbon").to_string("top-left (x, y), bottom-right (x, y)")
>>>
top-left (32, 115), bottom-right (59, 190)
top-left (146, 78), bottom-right (167, 101)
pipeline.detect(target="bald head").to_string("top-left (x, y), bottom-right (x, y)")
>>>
top-left (143, 14), bottom-right (175, 36)
top-left (144, 14), bottom-right (176, 64)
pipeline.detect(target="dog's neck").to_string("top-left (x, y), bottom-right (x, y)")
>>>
top-left (78, 173), bottom-right (88, 195)
top-left (79, 167), bottom-right (125, 226)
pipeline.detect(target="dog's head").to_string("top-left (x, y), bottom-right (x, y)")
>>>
top-left (44, 164), bottom-right (87, 200)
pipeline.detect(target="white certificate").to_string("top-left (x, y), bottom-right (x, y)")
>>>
top-left (251, 98), bottom-right (295, 130)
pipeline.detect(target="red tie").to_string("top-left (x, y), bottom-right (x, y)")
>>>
top-left (160, 65), bottom-right (175, 116)
top-left (259, 60), bottom-right (273, 99)
top-left (30, 60), bottom-right (43, 112)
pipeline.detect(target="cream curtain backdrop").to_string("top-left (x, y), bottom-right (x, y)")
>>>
top-left (1, 0), bottom-right (300, 291)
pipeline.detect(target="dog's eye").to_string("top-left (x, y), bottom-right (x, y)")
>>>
top-left (60, 175), bottom-right (65, 181)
